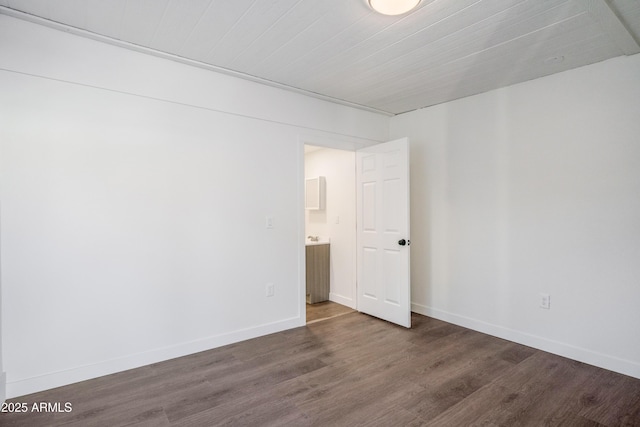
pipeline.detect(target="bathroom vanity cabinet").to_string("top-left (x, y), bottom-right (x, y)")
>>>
top-left (306, 243), bottom-right (329, 304)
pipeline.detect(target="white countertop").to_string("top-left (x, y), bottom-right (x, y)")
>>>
top-left (305, 236), bottom-right (330, 246)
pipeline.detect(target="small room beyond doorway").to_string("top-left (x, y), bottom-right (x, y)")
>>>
top-left (304, 144), bottom-right (357, 323)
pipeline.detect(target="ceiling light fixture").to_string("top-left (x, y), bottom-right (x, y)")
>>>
top-left (368, 0), bottom-right (421, 16)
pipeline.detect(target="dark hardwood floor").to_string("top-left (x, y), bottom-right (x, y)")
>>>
top-left (2, 312), bottom-right (640, 426)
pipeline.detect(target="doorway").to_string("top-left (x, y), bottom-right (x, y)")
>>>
top-left (302, 137), bottom-right (411, 328)
top-left (304, 144), bottom-right (357, 323)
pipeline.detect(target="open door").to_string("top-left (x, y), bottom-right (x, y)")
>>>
top-left (356, 137), bottom-right (411, 328)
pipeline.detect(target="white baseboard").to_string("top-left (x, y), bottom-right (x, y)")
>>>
top-left (7, 316), bottom-right (304, 399)
top-left (412, 302), bottom-right (640, 380)
top-left (329, 293), bottom-right (356, 309)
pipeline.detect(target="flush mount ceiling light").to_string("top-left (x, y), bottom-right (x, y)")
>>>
top-left (368, 0), bottom-right (421, 15)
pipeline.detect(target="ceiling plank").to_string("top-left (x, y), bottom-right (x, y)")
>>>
top-left (148, 0), bottom-right (212, 55)
top-left (178, 0), bottom-right (255, 62)
top-left (232, 0), bottom-right (364, 76)
top-left (204, 0), bottom-right (302, 67)
top-left (574, 0), bottom-right (640, 54)
top-left (84, 0), bottom-right (127, 40)
top-left (120, 0), bottom-right (170, 46)
top-left (609, 0), bottom-right (640, 42)
top-left (291, 0), bottom-right (483, 88)
top-left (46, 0), bottom-right (88, 29)
top-left (5, 0), bottom-right (50, 17)
top-left (374, 33), bottom-right (616, 113)
top-left (260, 7), bottom-right (392, 85)
top-left (310, 0), bottom-right (582, 101)
top-left (363, 15), bottom-right (610, 105)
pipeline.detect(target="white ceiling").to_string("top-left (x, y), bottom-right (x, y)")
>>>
top-left (1, 0), bottom-right (639, 115)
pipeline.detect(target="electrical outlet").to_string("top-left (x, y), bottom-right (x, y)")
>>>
top-left (266, 283), bottom-right (274, 297)
top-left (265, 216), bottom-right (274, 229)
top-left (540, 293), bottom-right (551, 309)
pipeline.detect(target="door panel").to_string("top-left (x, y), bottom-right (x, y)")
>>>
top-left (356, 138), bottom-right (410, 328)
top-left (362, 182), bottom-right (377, 231)
top-left (362, 247), bottom-right (378, 299)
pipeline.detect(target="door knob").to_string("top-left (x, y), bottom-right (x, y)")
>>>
top-left (398, 239), bottom-right (410, 246)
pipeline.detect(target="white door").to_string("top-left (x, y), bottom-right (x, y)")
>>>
top-left (356, 137), bottom-right (411, 328)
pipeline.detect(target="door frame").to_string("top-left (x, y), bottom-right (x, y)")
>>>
top-left (298, 134), bottom-right (368, 324)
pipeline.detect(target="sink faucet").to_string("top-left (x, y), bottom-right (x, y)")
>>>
top-left (307, 235), bottom-right (319, 242)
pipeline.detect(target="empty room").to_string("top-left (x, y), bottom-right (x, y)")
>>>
top-left (1, 0), bottom-right (639, 425)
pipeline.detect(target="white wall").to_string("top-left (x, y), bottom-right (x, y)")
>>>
top-left (0, 14), bottom-right (389, 398)
top-left (390, 54), bottom-right (640, 379)
top-left (305, 148), bottom-right (357, 308)
top-left (0, 264), bottom-right (4, 404)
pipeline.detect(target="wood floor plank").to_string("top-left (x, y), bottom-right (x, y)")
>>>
top-left (63, 407), bottom-right (170, 427)
top-left (578, 371), bottom-right (640, 426)
top-left (297, 382), bottom-right (425, 426)
top-left (401, 348), bottom-right (519, 420)
top-left (170, 366), bottom-right (316, 425)
top-left (428, 352), bottom-right (607, 426)
top-left (306, 300), bottom-right (355, 323)
top-left (177, 398), bottom-right (311, 427)
top-left (2, 310), bottom-right (640, 426)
